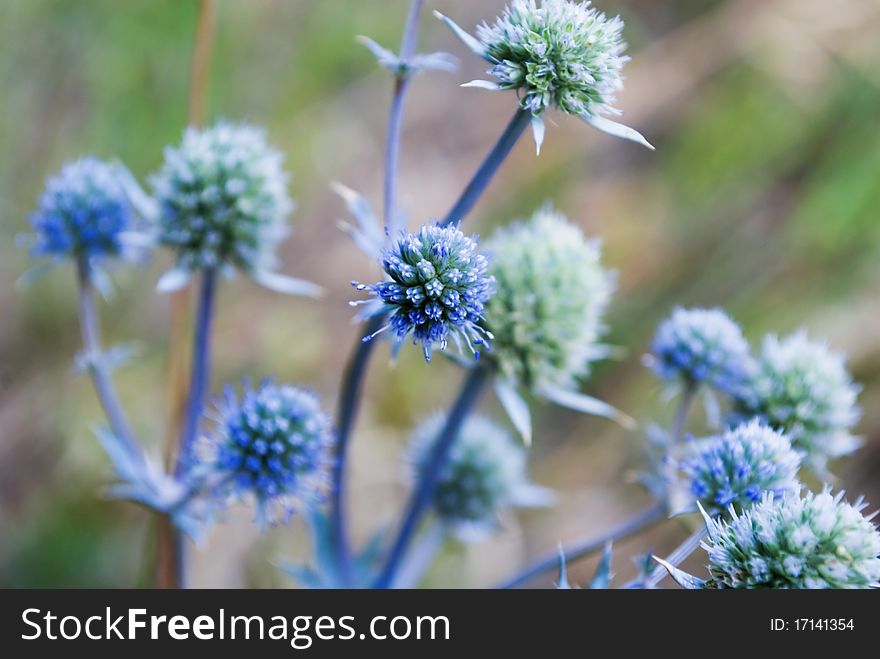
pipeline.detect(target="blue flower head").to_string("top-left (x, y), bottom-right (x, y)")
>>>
top-left (29, 157), bottom-right (144, 264)
top-left (409, 414), bottom-right (552, 540)
top-left (703, 488), bottom-right (880, 588)
top-left (679, 419), bottom-right (801, 514)
top-left (354, 223), bottom-right (495, 362)
top-left (649, 307), bottom-right (752, 395)
top-left (731, 331), bottom-right (861, 477)
top-left (200, 380), bottom-right (334, 525)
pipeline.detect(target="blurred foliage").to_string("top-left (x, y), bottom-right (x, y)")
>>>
top-left (1, 0), bottom-right (878, 588)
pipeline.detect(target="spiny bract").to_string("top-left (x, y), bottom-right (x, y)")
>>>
top-left (29, 157), bottom-right (141, 263)
top-left (650, 307), bottom-right (752, 395)
top-left (482, 205), bottom-right (614, 393)
top-left (680, 419), bottom-right (801, 514)
top-left (201, 380), bottom-right (334, 525)
top-left (703, 489), bottom-right (880, 589)
top-left (476, 0), bottom-right (627, 119)
top-left (409, 414), bottom-right (551, 540)
top-left (355, 223), bottom-right (495, 363)
top-left (152, 121), bottom-right (292, 276)
top-left (731, 331), bottom-right (861, 477)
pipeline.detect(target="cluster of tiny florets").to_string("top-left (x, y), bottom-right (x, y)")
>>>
top-left (203, 380), bottom-right (334, 524)
top-left (679, 419), bottom-right (801, 514)
top-left (649, 307), bottom-right (752, 395)
top-left (476, 0), bottom-right (627, 118)
top-left (703, 489), bottom-right (880, 589)
top-left (355, 223), bottom-right (495, 362)
top-left (731, 332), bottom-right (861, 476)
top-left (30, 157), bottom-right (138, 263)
top-left (409, 414), bottom-right (549, 538)
top-left (152, 121), bottom-right (293, 275)
top-left (483, 206), bottom-right (614, 392)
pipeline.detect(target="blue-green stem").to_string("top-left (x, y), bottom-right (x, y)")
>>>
top-left (441, 107), bottom-right (531, 227)
top-left (497, 500), bottom-right (667, 589)
top-left (383, 0), bottom-right (424, 236)
top-left (374, 364), bottom-right (491, 588)
top-left (176, 268), bottom-right (217, 477)
top-left (331, 0), bottom-right (427, 587)
top-left (331, 313), bottom-right (385, 585)
top-left (332, 88), bottom-right (531, 587)
top-left (75, 258), bottom-right (143, 463)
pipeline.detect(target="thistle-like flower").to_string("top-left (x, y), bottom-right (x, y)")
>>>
top-left (702, 489), bottom-right (880, 589)
top-left (483, 206), bottom-right (619, 426)
top-left (198, 380), bottom-right (334, 525)
top-left (152, 121), bottom-right (319, 296)
top-left (409, 414), bottom-right (552, 540)
top-left (436, 0), bottom-right (652, 151)
top-left (353, 223), bottom-right (495, 363)
top-left (27, 157), bottom-right (150, 269)
top-left (731, 331), bottom-right (861, 477)
top-left (648, 307), bottom-right (753, 396)
top-left (679, 419), bottom-right (801, 514)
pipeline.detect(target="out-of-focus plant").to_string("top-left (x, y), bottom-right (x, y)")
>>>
top-left (18, 0), bottom-right (878, 591)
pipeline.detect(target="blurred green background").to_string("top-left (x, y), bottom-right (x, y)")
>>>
top-left (1, 0), bottom-right (879, 588)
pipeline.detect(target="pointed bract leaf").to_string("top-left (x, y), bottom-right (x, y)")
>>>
top-left (252, 269), bottom-right (324, 298)
top-left (461, 79), bottom-right (502, 90)
top-left (157, 266), bottom-right (193, 292)
top-left (410, 51), bottom-right (458, 73)
top-left (358, 35), bottom-right (400, 72)
top-left (582, 115), bottom-right (655, 150)
top-left (434, 11), bottom-right (492, 61)
top-left (653, 556), bottom-right (706, 589)
top-left (531, 115), bottom-right (545, 155)
top-left (113, 160), bottom-right (159, 222)
top-left (589, 542), bottom-right (614, 589)
top-left (537, 383), bottom-right (637, 430)
top-left (494, 376), bottom-right (532, 444)
top-left (556, 545), bottom-right (572, 589)
top-left (16, 261), bottom-right (57, 288)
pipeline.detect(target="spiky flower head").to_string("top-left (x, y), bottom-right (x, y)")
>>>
top-left (354, 223), bottom-right (495, 363)
top-left (703, 489), bottom-right (880, 588)
top-left (649, 307), bottom-right (753, 395)
top-left (152, 121), bottom-right (315, 294)
top-left (731, 331), bottom-right (861, 477)
top-left (409, 414), bottom-right (552, 540)
top-left (437, 1), bottom-right (652, 149)
top-left (483, 206), bottom-right (614, 394)
top-left (200, 380), bottom-right (334, 524)
top-left (29, 157), bottom-right (146, 264)
top-left (679, 419), bottom-right (801, 514)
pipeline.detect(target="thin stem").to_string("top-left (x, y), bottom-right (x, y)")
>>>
top-left (670, 381), bottom-right (698, 443)
top-left (374, 365), bottom-right (491, 588)
top-left (441, 107), bottom-right (531, 227)
top-left (157, 0), bottom-right (216, 590)
top-left (75, 260), bottom-right (143, 462)
top-left (498, 501), bottom-right (667, 589)
top-left (643, 527), bottom-right (707, 589)
top-left (331, 0), bottom-right (426, 585)
top-left (383, 0), bottom-right (424, 235)
top-left (331, 314), bottom-right (384, 585)
top-left (332, 73), bottom-right (529, 586)
top-left (176, 268), bottom-right (217, 476)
